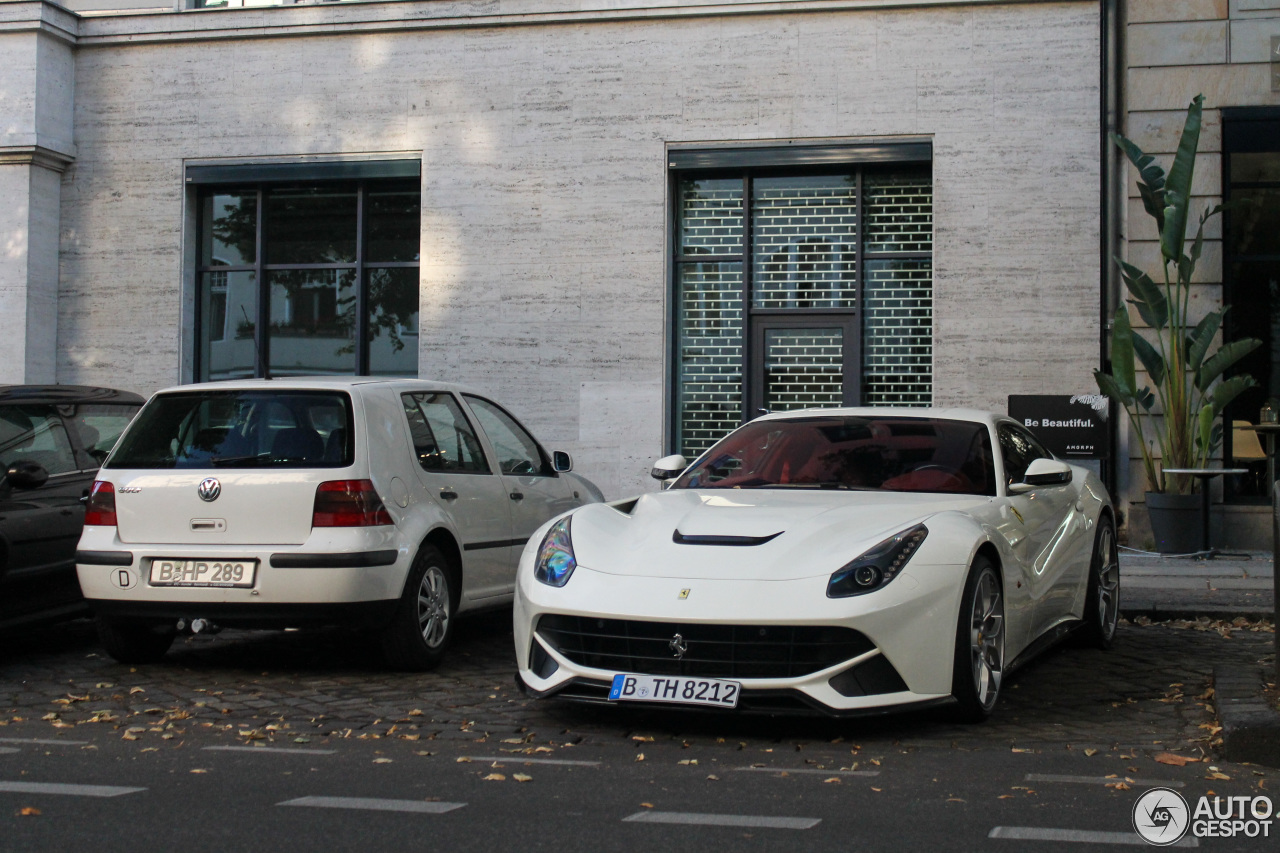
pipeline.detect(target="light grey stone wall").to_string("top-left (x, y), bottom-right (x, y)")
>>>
top-left (1120, 0), bottom-right (1280, 548)
top-left (1, 18), bottom-right (74, 384)
top-left (53, 0), bottom-right (1101, 499)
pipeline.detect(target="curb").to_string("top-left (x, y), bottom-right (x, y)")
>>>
top-left (1213, 665), bottom-right (1280, 769)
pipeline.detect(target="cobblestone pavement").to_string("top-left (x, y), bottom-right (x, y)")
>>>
top-left (1, 613), bottom-right (1274, 757)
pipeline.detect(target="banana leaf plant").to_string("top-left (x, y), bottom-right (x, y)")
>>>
top-left (1094, 94), bottom-right (1260, 495)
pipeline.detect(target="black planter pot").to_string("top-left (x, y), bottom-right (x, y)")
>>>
top-left (1145, 491), bottom-right (1203, 554)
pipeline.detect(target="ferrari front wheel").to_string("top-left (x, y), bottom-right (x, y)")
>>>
top-left (951, 556), bottom-right (1004, 723)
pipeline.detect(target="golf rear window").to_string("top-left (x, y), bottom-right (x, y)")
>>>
top-left (107, 390), bottom-right (354, 469)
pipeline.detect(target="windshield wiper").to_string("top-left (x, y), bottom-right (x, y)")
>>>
top-left (209, 453), bottom-right (270, 467)
top-left (759, 482), bottom-right (877, 491)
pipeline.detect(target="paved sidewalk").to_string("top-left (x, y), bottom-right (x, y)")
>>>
top-left (1120, 549), bottom-right (1275, 618)
top-left (1119, 548), bottom-right (1280, 767)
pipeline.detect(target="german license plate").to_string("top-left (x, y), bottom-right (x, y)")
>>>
top-left (608, 674), bottom-right (740, 708)
top-left (148, 559), bottom-right (256, 588)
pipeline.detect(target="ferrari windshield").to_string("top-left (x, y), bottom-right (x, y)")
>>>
top-left (673, 416), bottom-right (997, 496)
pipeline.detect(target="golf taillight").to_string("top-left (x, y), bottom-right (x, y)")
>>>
top-left (312, 480), bottom-right (393, 527)
top-left (84, 481), bottom-right (118, 526)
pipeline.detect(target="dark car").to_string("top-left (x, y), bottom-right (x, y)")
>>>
top-left (0, 385), bottom-right (144, 630)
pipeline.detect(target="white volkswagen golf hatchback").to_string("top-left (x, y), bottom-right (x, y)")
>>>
top-left (75, 378), bottom-right (602, 670)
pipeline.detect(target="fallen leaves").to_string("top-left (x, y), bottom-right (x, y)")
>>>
top-left (635, 753), bottom-right (645, 762)
top-left (17, 807), bottom-right (41, 817)
top-left (1083, 748), bottom-right (1099, 757)
top-left (482, 773), bottom-right (505, 781)
top-left (513, 774), bottom-right (532, 783)
top-left (1154, 753), bottom-right (1199, 767)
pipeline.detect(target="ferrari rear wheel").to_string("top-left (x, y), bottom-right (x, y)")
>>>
top-left (1079, 516), bottom-right (1120, 649)
top-left (951, 556), bottom-right (1004, 723)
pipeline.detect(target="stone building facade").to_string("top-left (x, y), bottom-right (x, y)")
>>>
top-left (1118, 0), bottom-right (1280, 548)
top-left (2, 0), bottom-right (1104, 500)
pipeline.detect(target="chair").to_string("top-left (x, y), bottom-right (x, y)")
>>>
top-left (1232, 420), bottom-right (1267, 495)
top-left (1232, 420), bottom-right (1265, 461)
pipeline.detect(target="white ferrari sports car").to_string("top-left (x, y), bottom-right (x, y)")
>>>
top-left (514, 408), bottom-right (1117, 720)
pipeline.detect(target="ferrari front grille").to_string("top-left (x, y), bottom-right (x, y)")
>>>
top-left (536, 615), bottom-right (875, 679)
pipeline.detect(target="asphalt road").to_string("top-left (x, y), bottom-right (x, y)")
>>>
top-left (1, 613), bottom-right (1276, 852)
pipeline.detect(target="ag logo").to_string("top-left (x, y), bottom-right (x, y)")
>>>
top-left (1132, 787), bottom-right (1190, 846)
top-left (678, 588), bottom-right (690, 600)
top-left (110, 568), bottom-right (136, 591)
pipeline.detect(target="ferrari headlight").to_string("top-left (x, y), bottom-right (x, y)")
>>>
top-left (534, 516), bottom-right (577, 587)
top-left (827, 524), bottom-right (928, 598)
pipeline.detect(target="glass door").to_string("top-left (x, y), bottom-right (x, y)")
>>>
top-left (750, 316), bottom-right (858, 416)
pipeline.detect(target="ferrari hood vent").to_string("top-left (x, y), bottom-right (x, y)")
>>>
top-left (672, 530), bottom-right (783, 546)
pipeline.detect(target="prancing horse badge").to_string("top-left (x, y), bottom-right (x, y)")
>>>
top-left (678, 588), bottom-right (690, 600)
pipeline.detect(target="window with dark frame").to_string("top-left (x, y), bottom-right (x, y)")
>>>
top-left (194, 174), bottom-right (421, 381)
top-left (671, 148), bottom-right (933, 460)
top-left (1222, 108), bottom-right (1280, 503)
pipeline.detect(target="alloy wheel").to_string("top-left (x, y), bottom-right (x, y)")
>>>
top-left (970, 569), bottom-right (1004, 709)
top-left (1096, 524), bottom-right (1120, 641)
top-left (417, 565), bottom-right (451, 649)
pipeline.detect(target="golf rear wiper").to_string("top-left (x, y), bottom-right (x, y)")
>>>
top-left (209, 453), bottom-right (269, 467)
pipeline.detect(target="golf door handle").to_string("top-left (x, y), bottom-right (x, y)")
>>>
top-left (509, 491), bottom-right (524, 501)
top-left (439, 488), bottom-right (458, 500)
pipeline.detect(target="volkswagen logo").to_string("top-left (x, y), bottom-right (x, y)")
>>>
top-left (668, 633), bottom-right (687, 659)
top-left (197, 478), bottom-right (221, 503)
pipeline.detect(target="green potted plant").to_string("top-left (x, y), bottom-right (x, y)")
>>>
top-left (1093, 94), bottom-right (1260, 552)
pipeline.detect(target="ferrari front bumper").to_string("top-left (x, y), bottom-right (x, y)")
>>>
top-left (514, 559), bottom-right (970, 715)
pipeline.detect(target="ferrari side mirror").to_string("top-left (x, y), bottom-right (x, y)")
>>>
top-left (650, 454), bottom-right (688, 482)
top-left (1008, 458), bottom-right (1072, 494)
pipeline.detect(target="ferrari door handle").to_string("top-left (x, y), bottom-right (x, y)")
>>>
top-left (509, 491), bottom-right (524, 501)
top-left (439, 488), bottom-right (458, 501)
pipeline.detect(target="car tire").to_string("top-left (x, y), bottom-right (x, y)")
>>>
top-left (1079, 515), bottom-right (1120, 650)
top-left (380, 544), bottom-right (458, 672)
top-left (951, 555), bottom-right (1004, 723)
top-left (96, 617), bottom-right (175, 664)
